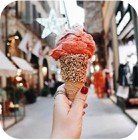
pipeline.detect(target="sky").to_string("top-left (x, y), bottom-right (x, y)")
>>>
top-left (59, 0), bottom-right (84, 27)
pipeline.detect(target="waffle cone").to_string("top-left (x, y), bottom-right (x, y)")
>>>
top-left (65, 81), bottom-right (83, 101)
top-left (59, 54), bottom-right (88, 101)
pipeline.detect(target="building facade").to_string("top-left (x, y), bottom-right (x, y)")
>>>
top-left (102, 1), bottom-right (138, 113)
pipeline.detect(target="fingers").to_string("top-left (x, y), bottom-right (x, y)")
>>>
top-left (54, 84), bottom-right (67, 102)
top-left (54, 84), bottom-right (70, 115)
top-left (69, 86), bottom-right (88, 117)
top-left (82, 111), bottom-right (85, 116)
top-left (68, 100), bottom-right (72, 107)
top-left (83, 103), bottom-right (88, 109)
top-left (69, 102), bottom-right (88, 109)
top-left (56, 84), bottom-right (65, 92)
top-left (54, 84), bottom-right (67, 103)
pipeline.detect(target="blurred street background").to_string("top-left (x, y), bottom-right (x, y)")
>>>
top-left (0, 0), bottom-right (138, 139)
top-left (5, 86), bottom-right (136, 139)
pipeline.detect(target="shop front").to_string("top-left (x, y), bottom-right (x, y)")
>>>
top-left (102, 1), bottom-right (138, 123)
top-left (0, 50), bottom-right (26, 130)
top-left (116, 2), bottom-right (138, 123)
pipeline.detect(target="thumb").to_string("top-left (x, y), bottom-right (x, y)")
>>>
top-left (69, 86), bottom-right (88, 116)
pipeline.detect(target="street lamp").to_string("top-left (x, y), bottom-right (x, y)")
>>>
top-left (92, 55), bottom-right (96, 62)
top-left (42, 67), bottom-right (47, 77)
top-left (95, 64), bottom-right (100, 71)
top-left (14, 35), bottom-right (19, 40)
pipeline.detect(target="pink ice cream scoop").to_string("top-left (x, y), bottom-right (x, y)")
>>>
top-left (50, 24), bottom-right (96, 60)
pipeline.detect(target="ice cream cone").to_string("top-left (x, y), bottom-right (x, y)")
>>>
top-left (59, 54), bottom-right (88, 101)
top-left (50, 24), bottom-right (96, 101)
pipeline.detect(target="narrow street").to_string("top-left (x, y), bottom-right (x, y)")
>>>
top-left (0, 0), bottom-right (138, 139)
top-left (5, 86), bottom-right (136, 139)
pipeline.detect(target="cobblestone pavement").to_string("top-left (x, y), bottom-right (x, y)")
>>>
top-left (5, 87), bottom-right (137, 139)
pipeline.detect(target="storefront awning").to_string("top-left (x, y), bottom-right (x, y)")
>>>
top-left (0, 50), bottom-right (17, 77)
top-left (11, 56), bottom-right (34, 74)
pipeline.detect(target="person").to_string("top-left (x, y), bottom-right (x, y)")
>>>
top-left (50, 84), bottom-right (88, 139)
top-left (105, 72), bottom-right (111, 98)
top-left (48, 78), bottom-right (56, 96)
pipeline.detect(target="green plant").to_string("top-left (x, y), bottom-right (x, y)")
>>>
top-left (41, 85), bottom-right (51, 97)
top-left (24, 88), bottom-right (37, 104)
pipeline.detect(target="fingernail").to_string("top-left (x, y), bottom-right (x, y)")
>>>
top-left (83, 111), bottom-right (85, 116)
top-left (81, 86), bottom-right (88, 94)
top-left (85, 103), bottom-right (88, 107)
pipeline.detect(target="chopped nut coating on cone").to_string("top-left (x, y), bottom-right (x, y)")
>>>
top-left (60, 54), bottom-right (88, 83)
